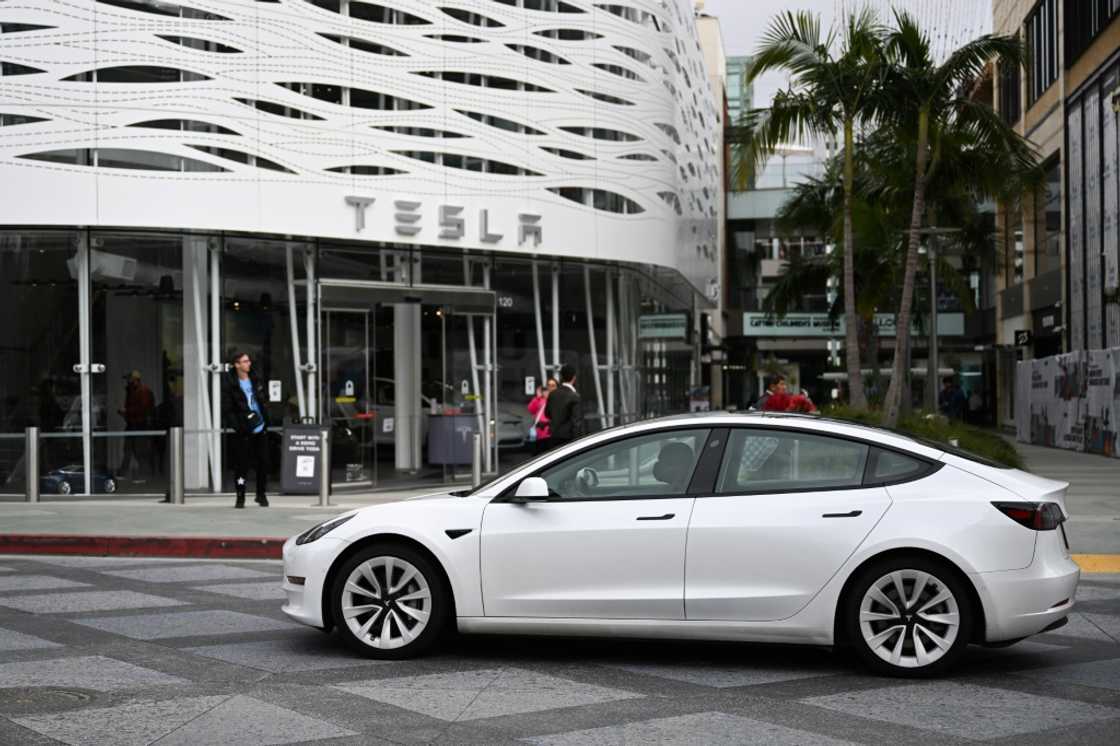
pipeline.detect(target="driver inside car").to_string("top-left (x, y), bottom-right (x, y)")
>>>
top-left (651, 441), bottom-right (695, 493)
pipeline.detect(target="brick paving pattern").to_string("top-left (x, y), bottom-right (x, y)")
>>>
top-left (0, 556), bottom-right (1118, 745)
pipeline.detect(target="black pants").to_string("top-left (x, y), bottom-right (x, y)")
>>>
top-left (230, 431), bottom-right (268, 500)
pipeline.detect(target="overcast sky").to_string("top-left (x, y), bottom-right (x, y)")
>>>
top-left (701, 0), bottom-right (837, 107)
top-left (700, 1), bottom-right (993, 107)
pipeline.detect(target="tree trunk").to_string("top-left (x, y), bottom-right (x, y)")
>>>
top-left (882, 107), bottom-right (931, 428)
top-left (866, 315), bottom-right (881, 404)
top-left (842, 118), bottom-right (867, 409)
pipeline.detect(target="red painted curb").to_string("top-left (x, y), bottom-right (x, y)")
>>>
top-left (0, 534), bottom-right (285, 560)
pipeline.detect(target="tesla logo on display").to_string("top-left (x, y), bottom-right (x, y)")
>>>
top-left (345, 196), bottom-right (542, 247)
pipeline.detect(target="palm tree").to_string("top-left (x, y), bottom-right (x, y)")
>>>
top-left (767, 142), bottom-right (1001, 405)
top-left (877, 11), bottom-right (1036, 427)
top-left (732, 9), bottom-right (884, 409)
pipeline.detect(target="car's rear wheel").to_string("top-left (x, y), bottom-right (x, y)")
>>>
top-left (844, 555), bottom-right (973, 677)
top-left (331, 543), bottom-right (449, 659)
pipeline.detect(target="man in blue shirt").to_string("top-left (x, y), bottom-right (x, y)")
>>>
top-left (222, 351), bottom-right (271, 508)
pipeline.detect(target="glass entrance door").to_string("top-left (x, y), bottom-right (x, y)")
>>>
top-left (317, 279), bottom-right (498, 491)
top-left (322, 309), bottom-right (374, 488)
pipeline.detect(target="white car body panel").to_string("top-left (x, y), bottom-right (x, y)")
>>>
top-left (281, 412), bottom-right (1081, 652)
top-left (480, 498), bottom-right (695, 618)
top-left (685, 487), bottom-right (892, 621)
top-left (876, 465), bottom-right (1039, 572)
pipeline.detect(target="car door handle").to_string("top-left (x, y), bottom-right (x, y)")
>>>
top-left (822, 510), bottom-right (863, 518)
top-left (636, 513), bottom-right (675, 521)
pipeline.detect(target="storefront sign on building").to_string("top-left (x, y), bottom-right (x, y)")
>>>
top-left (742, 312), bottom-right (965, 337)
top-left (345, 196), bottom-right (542, 247)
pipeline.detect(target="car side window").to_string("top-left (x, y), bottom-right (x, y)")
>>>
top-left (869, 448), bottom-right (928, 483)
top-left (538, 428), bottom-right (710, 499)
top-left (716, 428), bottom-right (869, 493)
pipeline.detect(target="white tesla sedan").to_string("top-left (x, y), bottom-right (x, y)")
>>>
top-left (282, 413), bottom-right (1079, 677)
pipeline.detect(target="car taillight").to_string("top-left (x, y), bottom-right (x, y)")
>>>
top-left (992, 501), bottom-right (1065, 531)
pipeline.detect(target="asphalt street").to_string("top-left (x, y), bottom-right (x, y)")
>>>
top-left (0, 556), bottom-right (1118, 745)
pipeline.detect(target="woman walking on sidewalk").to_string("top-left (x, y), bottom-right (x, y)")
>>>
top-left (222, 351), bottom-right (270, 509)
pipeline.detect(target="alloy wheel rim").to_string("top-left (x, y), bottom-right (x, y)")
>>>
top-left (341, 556), bottom-right (431, 650)
top-left (859, 569), bottom-right (960, 669)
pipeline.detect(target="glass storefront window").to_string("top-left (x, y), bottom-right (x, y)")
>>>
top-left (89, 232), bottom-right (184, 495)
top-left (0, 231), bottom-right (81, 494)
top-left (220, 237), bottom-right (310, 490)
top-left (1035, 159), bottom-right (1061, 276)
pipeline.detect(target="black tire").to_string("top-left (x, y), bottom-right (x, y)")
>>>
top-left (331, 543), bottom-right (450, 660)
top-left (843, 554), bottom-right (974, 678)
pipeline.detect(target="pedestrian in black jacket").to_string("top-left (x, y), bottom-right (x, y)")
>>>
top-left (544, 364), bottom-right (581, 450)
top-left (222, 351), bottom-right (270, 509)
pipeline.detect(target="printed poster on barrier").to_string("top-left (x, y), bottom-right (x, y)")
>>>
top-left (1085, 349), bottom-right (1117, 456)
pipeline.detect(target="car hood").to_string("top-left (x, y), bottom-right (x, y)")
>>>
top-left (327, 490), bottom-right (483, 544)
top-left (940, 454), bottom-right (1070, 514)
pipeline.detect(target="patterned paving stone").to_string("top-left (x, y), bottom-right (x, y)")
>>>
top-left (0, 574), bottom-right (90, 593)
top-left (186, 637), bottom-right (383, 673)
top-left (1024, 658), bottom-right (1120, 692)
top-left (0, 655), bottom-right (185, 692)
top-left (1084, 613), bottom-right (1120, 642)
top-left (804, 681), bottom-right (1120, 740)
top-left (157, 694), bottom-right (356, 745)
top-left (11, 695), bottom-right (228, 746)
top-left (1077, 585), bottom-right (1120, 602)
top-left (526, 711), bottom-right (860, 745)
top-left (195, 581), bottom-right (286, 601)
top-left (0, 626), bottom-right (62, 652)
top-left (11, 694), bottom-right (354, 746)
top-left (609, 661), bottom-right (837, 688)
top-left (22, 556), bottom-right (167, 568)
top-left (337, 668), bottom-right (643, 722)
top-left (0, 590), bottom-right (187, 614)
top-left (1047, 613), bottom-right (1119, 643)
top-left (74, 610), bottom-right (295, 640)
top-left (100, 563), bottom-right (277, 584)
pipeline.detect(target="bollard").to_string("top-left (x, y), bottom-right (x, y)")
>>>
top-left (318, 427), bottom-right (330, 507)
top-left (25, 426), bottom-right (39, 503)
top-left (169, 427), bottom-right (185, 504)
top-left (471, 433), bottom-right (482, 488)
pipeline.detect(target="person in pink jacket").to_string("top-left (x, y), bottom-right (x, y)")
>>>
top-left (527, 378), bottom-right (556, 453)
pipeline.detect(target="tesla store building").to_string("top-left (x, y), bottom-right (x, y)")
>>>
top-left (0, 0), bottom-right (721, 496)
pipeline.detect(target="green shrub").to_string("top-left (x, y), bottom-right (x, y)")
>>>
top-left (821, 405), bottom-right (1024, 469)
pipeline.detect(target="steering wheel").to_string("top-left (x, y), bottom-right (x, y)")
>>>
top-left (575, 467), bottom-right (600, 496)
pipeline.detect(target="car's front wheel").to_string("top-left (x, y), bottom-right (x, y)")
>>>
top-left (844, 555), bottom-right (973, 677)
top-left (331, 543), bottom-right (449, 659)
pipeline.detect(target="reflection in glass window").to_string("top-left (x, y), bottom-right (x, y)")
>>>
top-left (870, 449), bottom-right (925, 483)
top-left (540, 429), bottom-right (709, 498)
top-left (1035, 158), bottom-right (1061, 276)
top-left (717, 429), bottom-right (869, 493)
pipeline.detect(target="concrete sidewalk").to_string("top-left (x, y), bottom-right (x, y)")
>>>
top-left (1018, 443), bottom-right (1120, 556)
top-left (0, 486), bottom-right (449, 558)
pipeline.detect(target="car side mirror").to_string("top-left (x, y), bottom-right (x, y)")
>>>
top-left (511, 477), bottom-right (550, 503)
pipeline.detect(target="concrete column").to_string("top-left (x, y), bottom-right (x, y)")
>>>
top-left (393, 303), bottom-right (421, 471)
top-left (182, 236), bottom-right (211, 491)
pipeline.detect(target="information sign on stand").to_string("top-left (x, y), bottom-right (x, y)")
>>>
top-left (281, 424), bottom-right (325, 494)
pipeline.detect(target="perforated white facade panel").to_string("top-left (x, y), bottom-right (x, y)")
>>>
top-left (0, 0), bottom-right (721, 294)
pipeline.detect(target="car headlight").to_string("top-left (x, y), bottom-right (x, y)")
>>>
top-left (295, 514), bottom-right (355, 545)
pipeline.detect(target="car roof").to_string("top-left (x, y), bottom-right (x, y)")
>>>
top-left (606, 412), bottom-right (946, 459)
